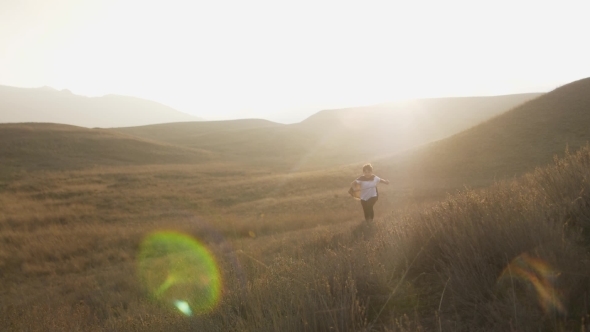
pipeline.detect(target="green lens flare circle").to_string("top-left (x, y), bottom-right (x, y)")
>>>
top-left (138, 231), bottom-right (222, 315)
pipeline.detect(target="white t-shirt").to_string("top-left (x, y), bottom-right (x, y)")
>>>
top-left (356, 176), bottom-right (381, 201)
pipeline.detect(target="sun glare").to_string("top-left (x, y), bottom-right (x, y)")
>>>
top-left (1, 0), bottom-right (589, 121)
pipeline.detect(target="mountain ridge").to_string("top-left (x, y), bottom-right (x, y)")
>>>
top-left (0, 85), bottom-right (203, 128)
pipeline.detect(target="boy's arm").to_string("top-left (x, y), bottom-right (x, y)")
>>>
top-left (380, 179), bottom-right (390, 185)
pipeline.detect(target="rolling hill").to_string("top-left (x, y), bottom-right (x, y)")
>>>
top-left (0, 123), bottom-right (213, 180)
top-left (0, 85), bottom-right (202, 128)
top-left (294, 93), bottom-right (543, 159)
top-left (114, 118), bottom-right (282, 144)
top-left (377, 77), bottom-right (590, 193)
top-left (112, 94), bottom-right (541, 170)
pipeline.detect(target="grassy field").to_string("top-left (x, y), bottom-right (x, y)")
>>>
top-left (2, 145), bottom-right (590, 331)
top-left (1, 79), bottom-right (589, 331)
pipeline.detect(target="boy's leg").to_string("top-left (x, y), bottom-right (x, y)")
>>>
top-left (360, 200), bottom-right (370, 221)
top-left (368, 196), bottom-right (378, 220)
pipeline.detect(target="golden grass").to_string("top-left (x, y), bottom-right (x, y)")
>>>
top-left (1, 145), bottom-right (590, 331)
top-left (2, 80), bottom-right (590, 330)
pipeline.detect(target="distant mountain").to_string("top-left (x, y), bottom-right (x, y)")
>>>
top-left (376, 77), bottom-right (590, 195)
top-left (0, 85), bottom-right (202, 128)
top-left (112, 94), bottom-right (542, 170)
top-left (0, 123), bottom-right (213, 179)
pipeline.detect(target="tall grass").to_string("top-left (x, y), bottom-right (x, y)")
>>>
top-left (2, 147), bottom-right (590, 331)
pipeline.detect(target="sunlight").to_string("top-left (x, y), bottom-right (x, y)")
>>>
top-left (3, 0), bottom-right (590, 330)
top-left (3, 0), bottom-right (588, 122)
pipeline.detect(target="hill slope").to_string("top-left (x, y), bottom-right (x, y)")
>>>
top-left (114, 119), bottom-right (282, 145)
top-left (0, 123), bottom-right (213, 179)
top-left (378, 77), bottom-right (590, 193)
top-left (0, 85), bottom-right (201, 128)
top-left (113, 94), bottom-right (541, 170)
top-left (294, 93), bottom-right (543, 158)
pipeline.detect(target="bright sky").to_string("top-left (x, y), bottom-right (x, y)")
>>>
top-left (1, 0), bottom-right (589, 123)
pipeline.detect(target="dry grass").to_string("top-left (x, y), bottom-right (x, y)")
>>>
top-left (2, 79), bottom-right (590, 330)
top-left (1, 145), bottom-right (590, 331)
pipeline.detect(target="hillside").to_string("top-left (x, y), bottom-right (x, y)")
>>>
top-left (0, 123), bottom-right (213, 179)
top-left (378, 77), bottom-right (590, 193)
top-left (114, 119), bottom-right (282, 145)
top-left (113, 94), bottom-right (540, 170)
top-left (0, 85), bottom-right (201, 128)
top-left (298, 93), bottom-right (542, 151)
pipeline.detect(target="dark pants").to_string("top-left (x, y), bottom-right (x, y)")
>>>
top-left (360, 196), bottom-right (378, 221)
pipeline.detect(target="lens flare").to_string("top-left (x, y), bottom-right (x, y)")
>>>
top-left (498, 253), bottom-right (565, 315)
top-left (138, 231), bottom-right (222, 315)
top-left (174, 300), bottom-right (193, 316)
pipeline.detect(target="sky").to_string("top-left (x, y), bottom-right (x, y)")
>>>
top-left (1, 0), bottom-right (589, 123)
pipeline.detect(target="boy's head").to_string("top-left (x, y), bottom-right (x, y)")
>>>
top-left (362, 163), bottom-right (373, 175)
